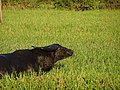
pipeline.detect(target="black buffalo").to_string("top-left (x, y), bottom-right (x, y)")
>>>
top-left (0, 44), bottom-right (73, 76)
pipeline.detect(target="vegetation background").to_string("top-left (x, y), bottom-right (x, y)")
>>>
top-left (1, 0), bottom-right (120, 10)
top-left (0, 0), bottom-right (120, 90)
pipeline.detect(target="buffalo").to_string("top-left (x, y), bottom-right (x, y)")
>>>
top-left (0, 44), bottom-right (73, 77)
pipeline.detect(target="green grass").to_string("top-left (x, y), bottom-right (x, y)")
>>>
top-left (0, 9), bottom-right (120, 90)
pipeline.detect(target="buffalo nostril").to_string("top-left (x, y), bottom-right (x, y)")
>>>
top-left (67, 50), bottom-right (74, 56)
top-left (71, 51), bottom-right (74, 55)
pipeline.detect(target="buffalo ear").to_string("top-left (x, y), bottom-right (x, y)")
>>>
top-left (31, 44), bottom-right (60, 52)
top-left (32, 46), bottom-right (36, 48)
top-left (40, 47), bottom-right (57, 52)
top-left (40, 44), bottom-right (60, 52)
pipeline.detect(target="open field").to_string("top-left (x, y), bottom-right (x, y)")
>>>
top-left (0, 9), bottom-right (120, 90)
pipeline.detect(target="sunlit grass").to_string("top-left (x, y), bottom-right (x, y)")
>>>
top-left (0, 9), bottom-right (120, 89)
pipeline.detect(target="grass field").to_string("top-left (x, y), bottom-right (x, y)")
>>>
top-left (0, 9), bottom-right (120, 90)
